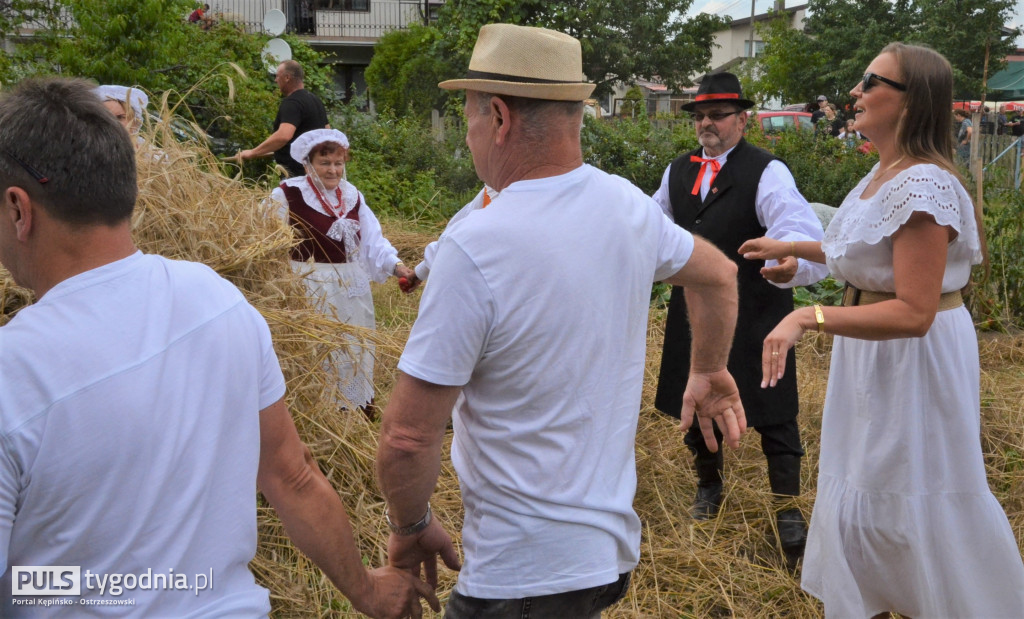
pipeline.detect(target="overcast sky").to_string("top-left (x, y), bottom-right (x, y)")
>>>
top-left (685, 0), bottom-right (1024, 48)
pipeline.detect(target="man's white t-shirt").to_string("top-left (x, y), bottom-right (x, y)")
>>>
top-left (0, 252), bottom-right (286, 616)
top-left (399, 164), bottom-right (695, 599)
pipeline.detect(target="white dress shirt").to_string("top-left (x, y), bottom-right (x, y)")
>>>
top-left (652, 145), bottom-right (828, 287)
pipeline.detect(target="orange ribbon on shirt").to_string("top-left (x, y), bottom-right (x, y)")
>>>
top-left (690, 156), bottom-right (721, 196)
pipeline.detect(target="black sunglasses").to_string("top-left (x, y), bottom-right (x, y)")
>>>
top-left (1, 148), bottom-right (49, 184)
top-left (862, 72), bottom-right (907, 92)
top-left (688, 109), bottom-right (744, 123)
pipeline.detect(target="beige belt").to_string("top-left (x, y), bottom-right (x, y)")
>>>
top-left (841, 284), bottom-right (963, 311)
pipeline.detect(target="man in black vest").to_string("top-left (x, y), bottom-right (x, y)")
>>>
top-left (652, 72), bottom-right (827, 560)
top-left (237, 60), bottom-right (330, 176)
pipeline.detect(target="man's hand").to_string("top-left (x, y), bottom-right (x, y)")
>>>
top-left (226, 150), bottom-right (255, 163)
top-left (351, 566), bottom-right (440, 619)
top-left (387, 518), bottom-right (461, 589)
top-left (760, 255), bottom-right (798, 284)
top-left (679, 368), bottom-right (746, 452)
top-left (395, 266), bottom-right (420, 293)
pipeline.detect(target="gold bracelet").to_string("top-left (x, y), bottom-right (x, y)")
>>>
top-left (790, 241), bottom-right (796, 257)
top-left (813, 304), bottom-right (825, 333)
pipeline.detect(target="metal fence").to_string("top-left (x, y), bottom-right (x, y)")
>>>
top-left (979, 134), bottom-right (1022, 189)
top-left (207, 0), bottom-right (431, 38)
top-left (3, 0), bottom-right (432, 38)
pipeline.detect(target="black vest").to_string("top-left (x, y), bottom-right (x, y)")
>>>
top-left (655, 139), bottom-right (798, 425)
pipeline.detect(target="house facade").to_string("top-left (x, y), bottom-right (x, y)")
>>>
top-left (211, 0), bottom-right (442, 102)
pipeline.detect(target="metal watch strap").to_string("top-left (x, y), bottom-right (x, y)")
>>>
top-left (386, 504), bottom-right (431, 536)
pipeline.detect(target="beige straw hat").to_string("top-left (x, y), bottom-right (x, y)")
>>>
top-left (439, 24), bottom-right (596, 101)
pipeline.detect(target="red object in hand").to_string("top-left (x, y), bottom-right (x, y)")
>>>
top-left (398, 277), bottom-right (413, 293)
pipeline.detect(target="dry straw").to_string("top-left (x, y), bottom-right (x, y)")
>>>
top-left (2, 114), bottom-right (1022, 617)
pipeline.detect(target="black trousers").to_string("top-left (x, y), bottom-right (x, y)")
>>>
top-left (684, 417), bottom-right (804, 496)
top-left (684, 417), bottom-right (804, 458)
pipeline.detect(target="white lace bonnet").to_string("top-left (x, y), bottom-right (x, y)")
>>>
top-left (94, 85), bottom-right (149, 119)
top-left (290, 128), bottom-right (350, 164)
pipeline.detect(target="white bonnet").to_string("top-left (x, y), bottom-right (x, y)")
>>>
top-left (94, 85), bottom-right (149, 119)
top-left (290, 128), bottom-right (350, 163)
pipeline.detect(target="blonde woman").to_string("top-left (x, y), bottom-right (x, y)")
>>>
top-left (94, 84), bottom-right (148, 142)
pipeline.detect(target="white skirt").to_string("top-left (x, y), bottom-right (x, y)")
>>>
top-left (802, 306), bottom-right (1024, 617)
top-left (293, 260), bottom-right (376, 408)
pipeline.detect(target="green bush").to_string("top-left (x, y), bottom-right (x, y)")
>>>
top-left (745, 118), bottom-right (879, 207)
top-left (2, 0), bottom-right (335, 170)
top-left (333, 107), bottom-right (479, 222)
top-left (974, 186), bottom-right (1024, 329)
top-left (581, 115), bottom-right (697, 195)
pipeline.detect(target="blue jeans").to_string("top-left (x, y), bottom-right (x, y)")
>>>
top-left (444, 572), bottom-right (631, 619)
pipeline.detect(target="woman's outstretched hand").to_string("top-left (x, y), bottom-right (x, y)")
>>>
top-left (738, 236), bottom-right (788, 261)
top-left (761, 309), bottom-right (810, 388)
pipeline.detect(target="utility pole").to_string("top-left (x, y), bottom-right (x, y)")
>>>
top-left (749, 0), bottom-right (756, 57)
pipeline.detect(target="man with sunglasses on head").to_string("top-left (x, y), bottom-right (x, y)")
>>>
top-left (0, 78), bottom-right (434, 617)
top-left (652, 72), bottom-right (828, 563)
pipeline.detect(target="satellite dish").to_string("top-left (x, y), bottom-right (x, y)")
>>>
top-left (262, 38), bottom-right (292, 74)
top-left (263, 9), bottom-right (286, 36)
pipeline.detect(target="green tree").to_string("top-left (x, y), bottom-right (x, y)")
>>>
top-left (754, 0), bottom-right (915, 109)
top-left (364, 23), bottom-right (453, 119)
top-left (913, 0), bottom-right (1019, 100)
top-left (4, 0), bottom-right (335, 158)
top-left (618, 85), bottom-right (646, 118)
top-left (366, 0), bottom-right (727, 115)
top-left (754, 0), bottom-right (1019, 107)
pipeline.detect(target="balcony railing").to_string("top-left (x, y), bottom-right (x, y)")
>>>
top-left (209, 0), bottom-right (436, 40)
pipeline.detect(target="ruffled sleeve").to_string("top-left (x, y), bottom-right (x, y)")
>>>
top-left (355, 191), bottom-right (400, 283)
top-left (268, 186), bottom-right (288, 223)
top-left (822, 164), bottom-right (982, 264)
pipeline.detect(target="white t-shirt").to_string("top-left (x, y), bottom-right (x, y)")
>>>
top-left (414, 186), bottom-right (495, 281)
top-left (398, 164), bottom-right (694, 599)
top-left (0, 252), bottom-right (286, 617)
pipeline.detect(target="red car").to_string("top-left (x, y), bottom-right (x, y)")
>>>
top-left (756, 111), bottom-right (814, 134)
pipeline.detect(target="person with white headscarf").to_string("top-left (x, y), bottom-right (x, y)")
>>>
top-left (94, 84), bottom-right (149, 137)
top-left (270, 128), bottom-right (414, 416)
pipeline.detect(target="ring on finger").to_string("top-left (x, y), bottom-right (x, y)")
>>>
top-left (771, 351), bottom-right (779, 357)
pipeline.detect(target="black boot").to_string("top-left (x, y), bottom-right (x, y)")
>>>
top-left (775, 507), bottom-right (807, 558)
top-left (691, 449), bottom-right (724, 521)
top-left (767, 454), bottom-right (807, 557)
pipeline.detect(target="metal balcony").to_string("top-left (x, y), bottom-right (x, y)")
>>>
top-left (207, 0), bottom-right (439, 42)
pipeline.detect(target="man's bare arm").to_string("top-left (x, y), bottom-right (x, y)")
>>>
top-left (377, 374), bottom-right (463, 585)
top-left (257, 398), bottom-right (438, 618)
top-left (238, 123), bottom-right (297, 160)
top-left (663, 236), bottom-right (746, 449)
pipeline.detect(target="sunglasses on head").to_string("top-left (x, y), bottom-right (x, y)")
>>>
top-left (1, 148), bottom-right (49, 184)
top-left (862, 72), bottom-right (907, 92)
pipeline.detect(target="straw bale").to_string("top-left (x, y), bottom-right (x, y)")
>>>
top-left (3, 118), bottom-right (1023, 617)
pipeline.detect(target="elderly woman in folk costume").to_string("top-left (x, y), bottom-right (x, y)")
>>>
top-left (94, 85), bottom-right (149, 141)
top-left (270, 128), bottom-right (414, 416)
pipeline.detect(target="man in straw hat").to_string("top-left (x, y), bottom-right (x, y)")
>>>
top-left (0, 78), bottom-right (435, 618)
top-left (651, 71), bottom-right (827, 562)
top-left (377, 24), bottom-right (746, 616)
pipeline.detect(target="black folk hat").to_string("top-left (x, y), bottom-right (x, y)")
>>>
top-left (682, 72), bottom-right (755, 112)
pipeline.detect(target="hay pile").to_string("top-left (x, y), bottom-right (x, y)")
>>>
top-left (3, 123), bottom-right (1023, 617)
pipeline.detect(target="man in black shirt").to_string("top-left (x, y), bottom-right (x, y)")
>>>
top-left (238, 60), bottom-right (329, 176)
